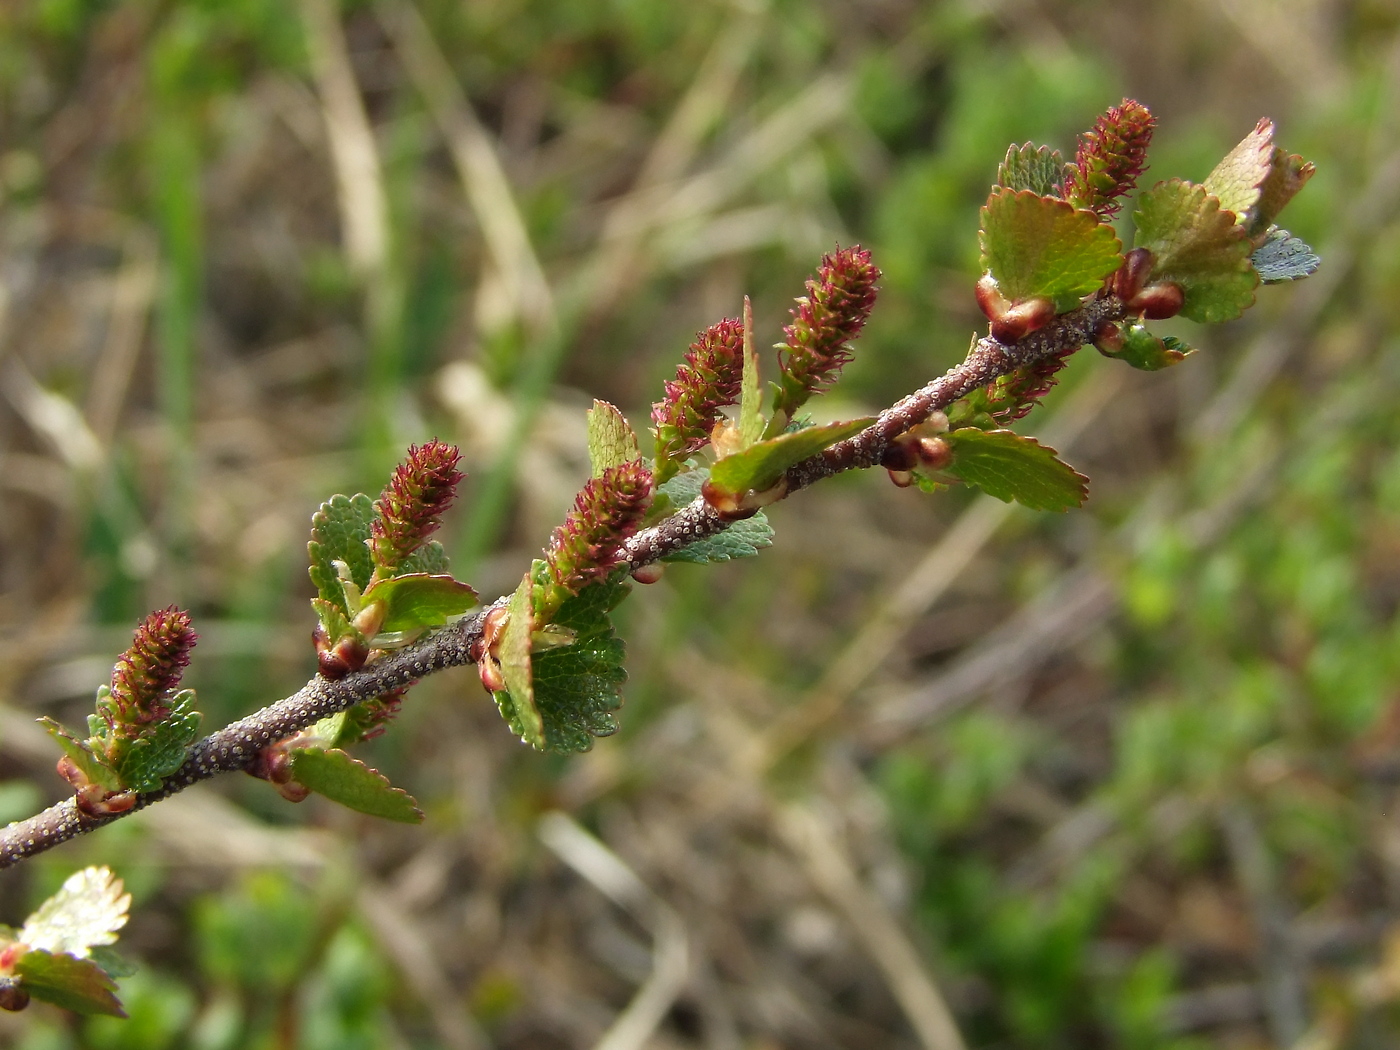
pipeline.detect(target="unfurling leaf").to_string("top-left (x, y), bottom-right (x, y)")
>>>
top-left (587, 400), bottom-right (641, 476)
top-left (944, 428), bottom-right (1088, 511)
top-left (996, 143), bottom-right (1067, 196)
top-left (657, 469), bottom-right (774, 564)
top-left (979, 189), bottom-right (1123, 312)
top-left (1132, 180), bottom-right (1257, 323)
top-left (1251, 227), bottom-right (1320, 284)
top-left (1204, 118), bottom-right (1315, 238)
top-left (738, 296), bottom-right (765, 447)
top-left (13, 950), bottom-right (125, 1017)
top-left (708, 417), bottom-right (875, 500)
top-left (288, 748), bottom-right (423, 823)
top-left (359, 573), bottom-right (479, 634)
top-left (308, 493), bottom-right (375, 614)
top-left (494, 572), bottom-right (544, 749)
top-left (20, 867), bottom-right (130, 960)
top-left (1097, 323), bottom-right (1193, 371)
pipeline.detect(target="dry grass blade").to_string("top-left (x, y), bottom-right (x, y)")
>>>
top-left (380, 0), bottom-right (558, 339)
top-left (774, 801), bottom-right (968, 1050)
top-left (538, 812), bottom-right (690, 1050)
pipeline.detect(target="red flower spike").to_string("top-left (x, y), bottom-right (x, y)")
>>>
top-left (773, 246), bottom-right (880, 419)
top-left (106, 607), bottom-right (197, 732)
top-left (652, 319), bottom-right (746, 474)
top-left (539, 460), bottom-right (653, 620)
top-left (370, 441), bottom-right (464, 575)
top-left (1066, 99), bottom-right (1155, 219)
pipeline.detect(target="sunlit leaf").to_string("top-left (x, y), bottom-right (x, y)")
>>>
top-left (360, 573), bottom-right (478, 634)
top-left (978, 188), bottom-right (1122, 311)
top-left (21, 867), bottom-right (130, 959)
top-left (1133, 180), bottom-right (1257, 323)
top-left (493, 572), bottom-right (544, 749)
top-left (944, 428), bottom-right (1088, 511)
top-left (528, 578), bottom-right (630, 753)
top-left (288, 748), bottom-right (423, 824)
top-left (113, 690), bottom-right (200, 793)
top-left (708, 417), bottom-right (875, 498)
top-left (1203, 118), bottom-right (1275, 219)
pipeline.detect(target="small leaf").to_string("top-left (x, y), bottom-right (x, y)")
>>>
top-left (39, 720), bottom-right (120, 794)
top-left (14, 950), bottom-right (125, 1017)
top-left (1203, 118), bottom-right (1275, 219)
top-left (86, 946), bottom-right (137, 979)
top-left (996, 143), bottom-right (1067, 196)
top-left (944, 428), bottom-right (1088, 511)
top-left (1251, 226), bottom-right (1320, 284)
top-left (360, 573), bottom-right (479, 634)
top-left (586, 400), bottom-right (640, 476)
top-left (493, 573), bottom-right (544, 749)
top-left (308, 494), bottom-right (376, 614)
top-left (656, 469), bottom-right (774, 563)
top-left (399, 539), bottom-right (449, 575)
top-left (708, 417), bottom-right (875, 498)
top-left (1133, 180), bottom-right (1257, 323)
top-left (288, 748), bottom-right (423, 823)
top-left (738, 297), bottom-right (764, 448)
top-left (1099, 324), bottom-right (1193, 371)
top-left (528, 579), bottom-right (630, 753)
top-left (21, 867), bottom-right (130, 959)
top-left (311, 597), bottom-right (357, 646)
top-left (979, 188), bottom-right (1123, 311)
top-left (113, 691), bottom-right (200, 794)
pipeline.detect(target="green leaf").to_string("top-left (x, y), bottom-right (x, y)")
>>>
top-left (944, 428), bottom-right (1088, 511)
top-left (1133, 180), bottom-right (1257, 323)
top-left (113, 691), bottom-right (201, 794)
top-left (1252, 227), bottom-right (1320, 284)
top-left (1203, 119), bottom-right (1274, 219)
top-left (996, 143), bottom-right (1067, 197)
top-left (14, 949), bottom-right (125, 1017)
top-left (307, 493), bottom-right (376, 615)
top-left (978, 188), bottom-right (1123, 311)
top-left (708, 417), bottom-right (875, 498)
top-left (528, 579), bottom-right (630, 753)
top-left (587, 400), bottom-right (640, 476)
top-left (86, 946), bottom-right (137, 979)
top-left (39, 719), bottom-right (120, 794)
top-left (656, 469), bottom-right (774, 563)
top-left (738, 297), bottom-right (764, 448)
top-left (20, 867), bottom-right (130, 959)
top-left (493, 573), bottom-right (545, 749)
top-left (399, 539), bottom-right (449, 575)
top-left (1098, 323), bottom-right (1193, 371)
top-left (288, 748), bottom-right (424, 824)
top-left (360, 573), bottom-right (479, 634)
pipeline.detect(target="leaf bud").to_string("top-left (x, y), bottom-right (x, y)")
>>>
top-left (880, 438), bottom-right (919, 472)
top-left (1112, 247), bottom-right (1154, 302)
top-left (1093, 319), bottom-right (1125, 355)
top-left (477, 654), bottom-right (506, 694)
top-left (916, 436), bottom-right (953, 471)
top-left (886, 468), bottom-right (915, 488)
top-left (0, 979), bottom-right (29, 1013)
top-left (631, 563), bottom-right (665, 584)
top-left (975, 273), bottom-right (1010, 323)
top-left (1129, 281), bottom-right (1185, 320)
top-left (990, 296), bottom-right (1056, 344)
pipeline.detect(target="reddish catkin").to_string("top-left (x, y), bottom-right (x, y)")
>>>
top-left (370, 440), bottom-right (464, 573)
top-left (1065, 99), bottom-right (1155, 219)
top-left (651, 318), bottom-right (746, 474)
top-left (107, 606), bottom-right (197, 731)
top-left (774, 246), bottom-right (880, 419)
top-left (540, 460), bottom-right (654, 618)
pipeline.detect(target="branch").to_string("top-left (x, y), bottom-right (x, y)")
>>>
top-left (0, 295), bottom-right (1124, 870)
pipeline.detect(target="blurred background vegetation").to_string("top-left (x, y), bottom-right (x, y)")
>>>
top-left (1, 0), bottom-right (1399, 1047)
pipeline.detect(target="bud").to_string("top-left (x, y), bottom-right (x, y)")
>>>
top-left (0, 979), bottom-right (29, 1013)
top-left (916, 437), bottom-right (953, 471)
top-left (880, 438), bottom-right (919, 472)
top-left (631, 563), bottom-right (665, 585)
top-left (975, 273), bottom-right (1010, 323)
top-left (886, 468), bottom-right (915, 488)
top-left (990, 297), bottom-right (1056, 344)
top-left (773, 246), bottom-right (880, 419)
top-left (1129, 281), bottom-right (1185, 320)
top-left (1093, 319), bottom-right (1125, 356)
top-left (370, 441), bottom-right (464, 575)
top-left (1112, 247), bottom-right (1154, 302)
